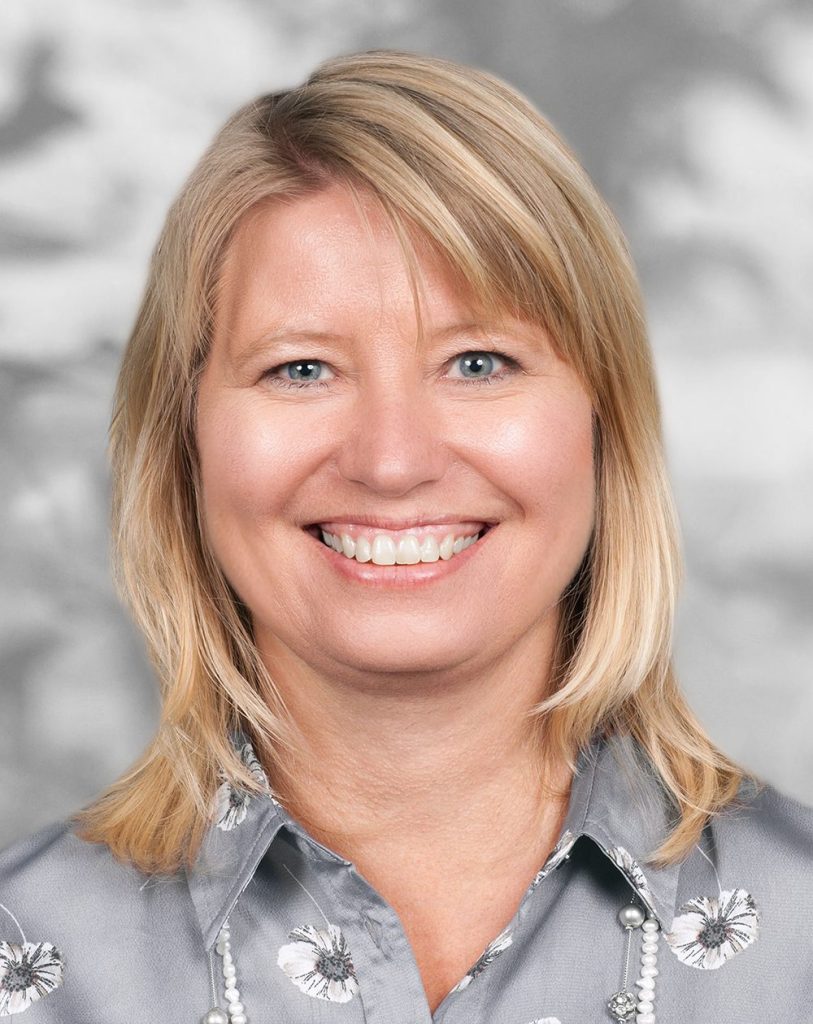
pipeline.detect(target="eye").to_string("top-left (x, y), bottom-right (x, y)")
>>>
top-left (448, 350), bottom-right (520, 386)
top-left (260, 349), bottom-right (522, 391)
top-left (261, 359), bottom-right (335, 389)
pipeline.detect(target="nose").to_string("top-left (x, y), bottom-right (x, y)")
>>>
top-left (335, 380), bottom-right (448, 496)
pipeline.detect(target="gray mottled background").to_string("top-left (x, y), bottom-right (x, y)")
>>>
top-left (1, 0), bottom-right (811, 849)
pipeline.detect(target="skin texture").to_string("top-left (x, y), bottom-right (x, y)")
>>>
top-left (196, 182), bottom-right (596, 1011)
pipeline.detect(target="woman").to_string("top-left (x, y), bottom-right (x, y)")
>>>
top-left (0, 49), bottom-right (810, 1023)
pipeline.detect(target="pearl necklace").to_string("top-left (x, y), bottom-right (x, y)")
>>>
top-left (200, 921), bottom-right (245, 1024)
top-left (199, 901), bottom-right (660, 1023)
top-left (608, 902), bottom-right (661, 1022)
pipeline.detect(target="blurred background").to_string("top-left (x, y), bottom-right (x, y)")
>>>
top-left (1, 0), bottom-right (811, 849)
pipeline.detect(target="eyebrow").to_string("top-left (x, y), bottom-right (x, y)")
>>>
top-left (231, 319), bottom-right (520, 366)
top-left (228, 329), bottom-right (345, 370)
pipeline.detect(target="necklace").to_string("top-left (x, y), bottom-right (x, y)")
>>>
top-left (200, 921), bottom-right (245, 1024)
top-left (198, 899), bottom-right (661, 1023)
top-left (608, 902), bottom-right (660, 1022)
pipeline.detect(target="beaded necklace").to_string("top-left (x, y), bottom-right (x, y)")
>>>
top-left (198, 898), bottom-right (662, 1024)
top-left (200, 921), bottom-right (245, 1024)
top-left (608, 902), bottom-right (661, 1023)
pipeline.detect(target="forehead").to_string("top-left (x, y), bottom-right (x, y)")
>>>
top-left (212, 186), bottom-right (514, 354)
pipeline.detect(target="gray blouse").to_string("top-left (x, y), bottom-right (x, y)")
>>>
top-left (1, 729), bottom-right (812, 1023)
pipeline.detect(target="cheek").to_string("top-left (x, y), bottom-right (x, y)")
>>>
top-left (196, 395), bottom-right (304, 526)
top-left (484, 395), bottom-right (595, 528)
top-left (545, 412), bottom-right (595, 517)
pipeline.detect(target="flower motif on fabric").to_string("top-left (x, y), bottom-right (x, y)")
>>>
top-left (238, 740), bottom-right (271, 789)
top-left (214, 738), bottom-right (270, 832)
top-left (665, 888), bottom-right (759, 969)
top-left (525, 1019), bottom-right (562, 1024)
top-left (213, 782), bottom-right (251, 832)
top-left (529, 829), bottom-right (577, 893)
top-left (277, 923), bottom-right (359, 1003)
top-left (606, 845), bottom-right (656, 915)
top-left (449, 925), bottom-right (513, 993)
top-left (0, 941), bottom-right (64, 1016)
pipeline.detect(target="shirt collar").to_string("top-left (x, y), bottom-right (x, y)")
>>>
top-left (185, 728), bottom-right (681, 949)
top-left (563, 730), bottom-right (682, 927)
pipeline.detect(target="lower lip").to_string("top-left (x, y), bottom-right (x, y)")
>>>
top-left (304, 526), bottom-right (496, 587)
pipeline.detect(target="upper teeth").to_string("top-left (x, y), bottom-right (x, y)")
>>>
top-left (319, 528), bottom-right (482, 564)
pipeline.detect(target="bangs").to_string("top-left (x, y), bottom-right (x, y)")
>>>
top-left (261, 78), bottom-right (590, 369)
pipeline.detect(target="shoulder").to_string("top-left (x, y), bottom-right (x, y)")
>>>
top-left (0, 818), bottom-right (201, 1018)
top-left (0, 817), bottom-right (144, 897)
top-left (0, 820), bottom-right (134, 1016)
top-left (701, 776), bottom-right (813, 946)
top-left (0, 814), bottom-right (197, 942)
top-left (710, 775), bottom-right (813, 872)
top-left (0, 815), bottom-right (196, 931)
top-left (0, 817), bottom-right (151, 946)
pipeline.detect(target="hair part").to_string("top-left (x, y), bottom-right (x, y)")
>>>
top-left (73, 49), bottom-right (751, 875)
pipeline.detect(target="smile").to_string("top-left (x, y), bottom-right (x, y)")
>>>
top-left (311, 523), bottom-right (491, 564)
top-left (302, 521), bottom-right (496, 584)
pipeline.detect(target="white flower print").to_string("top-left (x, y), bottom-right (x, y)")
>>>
top-left (529, 829), bottom-right (577, 892)
top-left (0, 941), bottom-right (64, 1016)
top-left (213, 738), bottom-right (270, 831)
top-left (606, 844), bottom-right (656, 913)
top-left (213, 781), bottom-right (250, 831)
top-left (449, 925), bottom-right (513, 993)
top-left (525, 1018), bottom-right (562, 1024)
top-left (665, 888), bottom-right (759, 970)
top-left (238, 740), bottom-right (270, 789)
top-left (277, 923), bottom-right (359, 1002)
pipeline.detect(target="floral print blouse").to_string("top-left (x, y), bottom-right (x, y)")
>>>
top-left (1, 729), bottom-right (812, 1022)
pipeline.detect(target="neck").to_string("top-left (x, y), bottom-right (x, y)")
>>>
top-left (254, 621), bottom-right (574, 1015)
top-left (256, 619), bottom-right (572, 864)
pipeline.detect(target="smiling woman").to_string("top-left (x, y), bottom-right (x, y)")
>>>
top-left (1, 49), bottom-right (812, 1024)
top-left (195, 186), bottom-right (595, 648)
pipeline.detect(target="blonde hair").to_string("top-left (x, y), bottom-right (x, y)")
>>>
top-left (74, 49), bottom-right (750, 874)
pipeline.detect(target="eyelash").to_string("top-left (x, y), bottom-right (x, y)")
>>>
top-left (261, 350), bottom-right (521, 390)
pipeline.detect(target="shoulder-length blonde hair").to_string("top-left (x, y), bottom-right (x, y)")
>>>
top-left (75, 48), bottom-right (749, 874)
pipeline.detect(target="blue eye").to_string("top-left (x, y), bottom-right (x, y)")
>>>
top-left (261, 350), bottom-right (520, 390)
top-left (263, 360), bottom-right (333, 389)
top-left (452, 350), bottom-right (517, 385)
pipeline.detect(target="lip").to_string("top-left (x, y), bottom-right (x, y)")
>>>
top-left (303, 523), bottom-right (496, 587)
